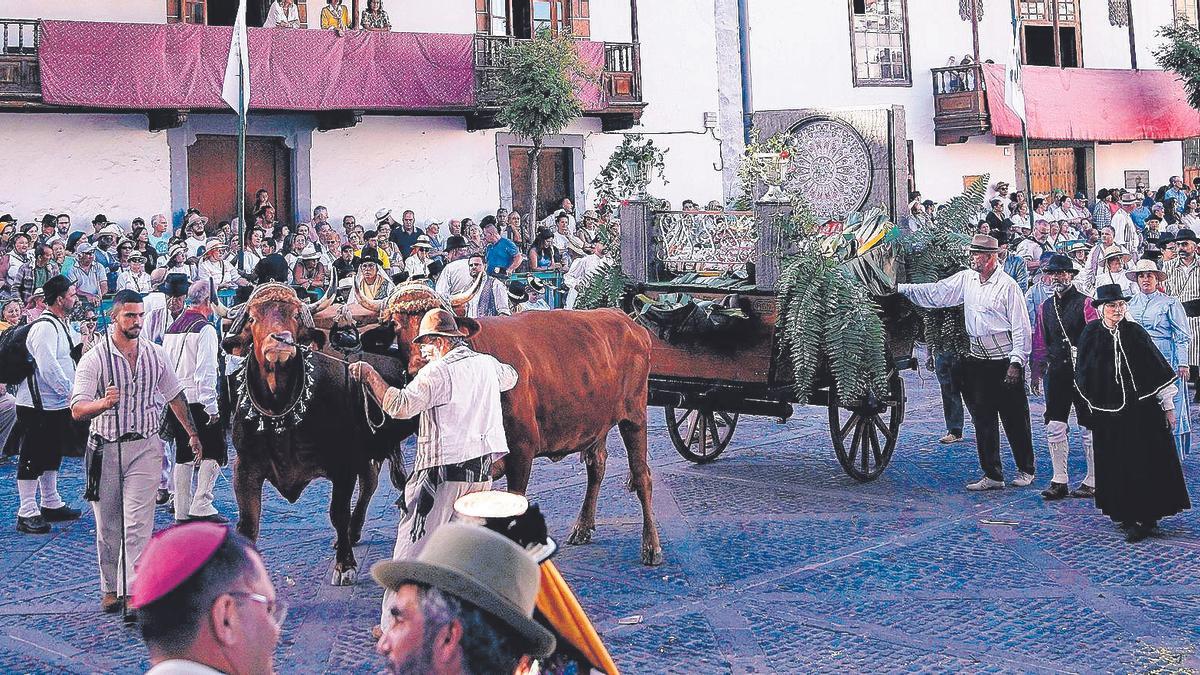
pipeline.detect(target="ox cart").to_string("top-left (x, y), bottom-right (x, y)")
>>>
top-left (618, 204), bottom-right (917, 482)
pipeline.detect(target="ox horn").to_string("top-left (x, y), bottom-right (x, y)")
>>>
top-left (449, 271), bottom-right (486, 311)
top-left (306, 269), bottom-right (339, 314)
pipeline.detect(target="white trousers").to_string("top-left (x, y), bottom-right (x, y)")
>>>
top-left (379, 476), bottom-right (491, 628)
top-left (91, 437), bottom-right (160, 595)
top-left (1046, 421), bottom-right (1095, 487)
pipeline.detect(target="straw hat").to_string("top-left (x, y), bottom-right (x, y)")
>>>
top-left (967, 234), bottom-right (1000, 253)
top-left (1125, 258), bottom-right (1167, 282)
top-left (1102, 245), bottom-right (1130, 262)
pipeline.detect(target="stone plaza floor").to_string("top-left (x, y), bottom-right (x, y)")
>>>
top-left (1, 368), bottom-right (1199, 673)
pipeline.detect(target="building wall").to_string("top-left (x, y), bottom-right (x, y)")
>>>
top-left (0, 114), bottom-right (170, 227)
top-left (390, 0), bottom-right (474, 34)
top-left (5, 0), bottom-right (165, 24)
top-left (588, 1), bottom-right (633, 43)
top-left (742, 0), bottom-right (1191, 203)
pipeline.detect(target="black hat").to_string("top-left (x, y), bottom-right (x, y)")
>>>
top-left (92, 213), bottom-right (109, 225)
top-left (158, 272), bottom-right (192, 297)
top-left (507, 280), bottom-right (528, 303)
top-left (443, 235), bottom-right (469, 252)
top-left (356, 246), bottom-right (384, 268)
top-left (0, 214), bottom-right (14, 225)
top-left (1175, 228), bottom-right (1199, 244)
top-left (1092, 283), bottom-right (1132, 308)
top-left (1155, 231), bottom-right (1176, 245)
top-left (1145, 212), bottom-right (1163, 223)
top-left (1041, 254), bottom-right (1077, 275)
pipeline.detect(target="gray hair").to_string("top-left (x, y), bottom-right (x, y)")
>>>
top-left (415, 585), bottom-right (527, 674)
top-left (151, 214), bottom-right (167, 227)
top-left (185, 281), bottom-right (212, 307)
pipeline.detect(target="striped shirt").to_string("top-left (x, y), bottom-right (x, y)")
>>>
top-left (1164, 256), bottom-right (1200, 366)
top-left (71, 335), bottom-right (183, 443)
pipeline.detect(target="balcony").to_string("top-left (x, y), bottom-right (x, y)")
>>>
top-left (931, 63), bottom-right (990, 146)
top-left (0, 19), bottom-right (643, 132)
top-left (0, 19), bottom-right (40, 104)
top-left (471, 33), bottom-right (643, 131)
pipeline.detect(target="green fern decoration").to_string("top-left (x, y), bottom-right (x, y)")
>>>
top-left (573, 262), bottom-right (630, 310)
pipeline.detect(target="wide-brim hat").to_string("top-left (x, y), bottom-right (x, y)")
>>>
top-left (527, 276), bottom-right (546, 294)
top-left (97, 223), bottom-right (123, 238)
top-left (299, 250), bottom-right (321, 261)
top-left (411, 235), bottom-right (432, 250)
top-left (202, 238), bottom-right (227, 255)
top-left (581, 209), bottom-right (599, 221)
top-left (1155, 231), bottom-right (1176, 245)
top-left (1120, 192), bottom-right (1139, 205)
top-left (1126, 258), bottom-right (1167, 282)
top-left (76, 242), bottom-right (95, 255)
top-left (128, 252), bottom-right (146, 263)
top-left (371, 524), bottom-right (555, 659)
top-left (1102, 244), bottom-right (1130, 262)
top-left (453, 491), bottom-right (558, 564)
top-left (1175, 228), bottom-right (1199, 243)
top-left (374, 208), bottom-right (392, 223)
top-left (1092, 283), bottom-right (1132, 308)
top-left (443, 235), bottom-right (469, 252)
top-left (507, 280), bottom-right (528, 302)
top-left (1064, 239), bottom-right (1090, 253)
top-left (1042, 253), bottom-right (1077, 275)
top-left (1145, 212), bottom-right (1163, 223)
top-left (185, 214), bottom-right (209, 228)
top-left (968, 234), bottom-right (1000, 253)
top-left (413, 307), bottom-right (480, 343)
top-left (158, 272), bottom-right (192, 297)
top-left (0, 214), bottom-right (15, 225)
top-left (168, 243), bottom-right (188, 260)
top-left (356, 247), bottom-right (384, 268)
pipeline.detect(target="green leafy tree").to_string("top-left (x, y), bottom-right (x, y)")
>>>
top-left (495, 31), bottom-right (594, 239)
top-left (1156, 23), bottom-right (1200, 109)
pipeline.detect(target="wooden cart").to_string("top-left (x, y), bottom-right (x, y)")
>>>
top-left (619, 204), bottom-right (916, 482)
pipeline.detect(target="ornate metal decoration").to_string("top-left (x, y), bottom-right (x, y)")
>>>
top-left (1108, 0), bottom-right (1129, 26)
top-left (653, 211), bottom-right (757, 273)
top-left (236, 350), bottom-right (316, 434)
top-left (783, 118), bottom-right (873, 221)
top-left (959, 0), bottom-right (983, 21)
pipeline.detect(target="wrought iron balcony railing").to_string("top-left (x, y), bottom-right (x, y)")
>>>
top-left (472, 34), bottom-right (643, 108)
top-left (931, 63), bottom-right (990, 146)
top-left (0, 18), bottom-right (40, 101)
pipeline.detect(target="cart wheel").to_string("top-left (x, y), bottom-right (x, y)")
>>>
top-left (828, 372), bottom-right (905, 482)
top-left (664, 406), bottom-right (739, 464)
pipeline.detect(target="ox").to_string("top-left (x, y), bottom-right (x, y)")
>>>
top-left (363, 281), bottom-right (663, 565)
top-left (223, 283), bottom-right (414, 584)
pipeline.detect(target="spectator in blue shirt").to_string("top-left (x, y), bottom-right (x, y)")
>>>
top-left (1166, 176), bottom-right (1190, 215)
top-left (483, 223), bottom-right (524, 278)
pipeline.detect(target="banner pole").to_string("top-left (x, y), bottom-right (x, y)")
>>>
top-left (236, 60), bottom-right (247, 277)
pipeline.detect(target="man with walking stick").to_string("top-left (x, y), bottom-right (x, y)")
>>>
top-left (71, 290), bottom-right (203, 618)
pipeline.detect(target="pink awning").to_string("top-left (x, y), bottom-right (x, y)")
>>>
top-left (982, 63), bottom-right (1200, 142)
top-left (38, 20), bottom-right (476, 111)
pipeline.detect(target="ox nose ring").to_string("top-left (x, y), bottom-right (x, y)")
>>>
top-left (270, 333), bottom-right (297, 346)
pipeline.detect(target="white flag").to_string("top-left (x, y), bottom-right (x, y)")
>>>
top-left (221, 0), bottom-right (249, 114)
top-left (1005, 21), bottom-right (1026, 123)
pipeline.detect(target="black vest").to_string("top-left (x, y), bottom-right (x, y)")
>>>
top-left (1041, 286), bottom-right (1089, 373)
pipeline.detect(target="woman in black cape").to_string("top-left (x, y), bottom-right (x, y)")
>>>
top-left (1076, 284), bottom-right (1192, 542)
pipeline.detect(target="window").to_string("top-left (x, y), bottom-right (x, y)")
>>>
top-left (1176, 0), bottom-right (1200, 28)
top-left (167, 0), bottom-right (207, 23)
top-left (1019, 0), bottom-right (1080, 67)
top-left (848, 0), bottom-right (911, 87)
top-left (482, 0), bottom-right (573, 38)
top-left (169, 0), bottom-right (310, 27)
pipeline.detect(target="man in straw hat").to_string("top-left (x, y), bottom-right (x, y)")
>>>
top-left (195, 238), bottom-right (244, 290)
top-left (1128, 258), bottom-right (1192, 457)
top-left (897, 233), bottom-right (1037, 491)
top-left (1030, 254), bottom-right (1098, 500)
top-left (350, 307), bottom-right (518, 630)
top-left (115, 251), bottom-right (153, 293)
top-left (404, 234), bottom-right (434, 280)
top-left (1164, 228), bottom-right (1200, 402)
top-left (371, 523), bottom-right (555, 675)
top-left (129, 523), bottom-right (283, 674)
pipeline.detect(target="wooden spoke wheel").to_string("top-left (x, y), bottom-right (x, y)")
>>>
top-left (665, 406), bottom-right (739, 464)
top-left (828, 372), bottom-right (905, 482)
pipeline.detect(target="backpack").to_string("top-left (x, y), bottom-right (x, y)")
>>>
top-left (0, 316), bottom-right (59, 386)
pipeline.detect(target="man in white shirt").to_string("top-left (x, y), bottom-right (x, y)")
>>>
top-left (349, 308), bottom-right (517, 630)
top-left (434, 235), bottom-right (474, 296)
top-left (163, 282), bottom-right (227, 525)
top-left (898, 234), bottom-right (1037, 491)
top-left (403, 235), bottom-right (433, 280)
top-left (13, 275), bottom-right (83, 534)
top-left (563, 241), bottom-right (609, 309)
top-left (1112, 192), bottom-right (1141, 253)
top-left (183, 215), bottom-right (209, 261)
top-left (195, 239), bottom-right (244, 290)
top-left (2, 232), bottom-right (31, 295)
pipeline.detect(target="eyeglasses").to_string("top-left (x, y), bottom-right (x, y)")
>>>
top-left (228, 591), bottom-right (288, 629)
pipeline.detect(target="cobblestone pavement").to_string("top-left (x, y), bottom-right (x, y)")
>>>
top-left (1, 369), bottom-right (1199, 673)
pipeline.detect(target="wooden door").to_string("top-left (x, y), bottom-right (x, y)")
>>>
top-left (1027, 147), bottom-right (1076, 197)
top-left (508, 147), bottom-right (572, 221)
top-left (188, 135), bottom-right (292, 226)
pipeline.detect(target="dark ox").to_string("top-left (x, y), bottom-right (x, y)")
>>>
top-left (365, 282), bottom-right (663, 565)
top-left (223, 283), bottom-right (413, 585)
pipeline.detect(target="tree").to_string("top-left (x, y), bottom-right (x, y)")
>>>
top-left (1156, 22), bottom-right (1200, 109)
top-left (495, 30), bottom-right (593, 240)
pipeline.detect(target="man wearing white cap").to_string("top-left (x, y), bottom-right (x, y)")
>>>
top-left (195, 239), bottom-right (243, 290)
top-left (404, 235), bottom-right (433, 279)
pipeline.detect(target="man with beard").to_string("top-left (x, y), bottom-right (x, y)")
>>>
top-left (350, 309), bottom-right (517, 634)
top-left (71, 290), bottom-right (203, 616)
top-left (898, 234), bottom-right (1036, 490)
top-left (371, 524), bottom-right (554, 675)
top-left (1030, 255), bottom-right (1098, 500)
top-left (1164, 228), bottom-right (1200, 401)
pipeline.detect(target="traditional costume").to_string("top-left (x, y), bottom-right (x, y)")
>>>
top-left (1030, 255), bottom-right (1098, 499)
top-left (1076, 284), bottom-right (1191, 540)
top-left (1164, 229), bottom-right (1200, 370)
top-left (1127, 259), bottom-right (1193, 458)
top-left (899, 234), bottom-right (1035, 489)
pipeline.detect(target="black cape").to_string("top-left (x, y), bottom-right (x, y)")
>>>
top-left (1076, 320), bottom-right (1191, 524)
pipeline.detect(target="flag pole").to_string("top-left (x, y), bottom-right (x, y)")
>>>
top-left (1009, 0), bottom-right (1033, 203)
top-left (237, 67), bottom-right (246, 278)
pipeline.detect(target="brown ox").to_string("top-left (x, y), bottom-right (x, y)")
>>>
top-left (365, 282), bottom-right (663, 565)
top-left (223, 283), bottom-right (414, 584)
